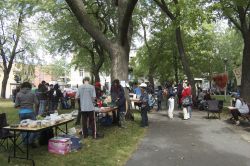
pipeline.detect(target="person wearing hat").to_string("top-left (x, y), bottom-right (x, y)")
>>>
top-left (139, 83), bottom-right (149, 127)
top-left (230, 94), bottom-right (249, 125)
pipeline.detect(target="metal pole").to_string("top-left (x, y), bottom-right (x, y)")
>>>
top-left (224, 58), bottom-right (227, 101)
top-left (224, 68), bottom-right (227, 101)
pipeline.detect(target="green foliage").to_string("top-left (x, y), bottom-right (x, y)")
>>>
top-left (38, 0), bottom-right (113, 78)
top-left (131, 0), bottom-right (243, 86)
top-left (0, 0), bottom-right (40, 64)
top-left (43, 59), bottom-right (70, 81)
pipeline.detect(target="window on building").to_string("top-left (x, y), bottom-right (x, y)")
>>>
top-left (79, 69), bottom-right (83, 77)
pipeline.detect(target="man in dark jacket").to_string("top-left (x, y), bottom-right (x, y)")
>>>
top-left (111, 79), bottom-right (126, 128)
top-left (48, 84), bottom-right (62, 112)
top-left (38, 81), bottom-right (48, 115)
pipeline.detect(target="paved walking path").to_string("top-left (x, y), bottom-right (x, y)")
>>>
top-left (126, 110), bottom-right (250, 166)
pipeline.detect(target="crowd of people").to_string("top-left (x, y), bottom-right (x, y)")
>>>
top-left (13, 81), bottom-right (76, 116)
top-left (13, 81), bottom-right (76, 147)
top-left (12, 77), bottom-right (250, 146)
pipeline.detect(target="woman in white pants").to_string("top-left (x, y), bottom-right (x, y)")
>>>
top-left (181, 82), bottom-right (192, 120)
top-left (168, 95), bottom-right (175, 119)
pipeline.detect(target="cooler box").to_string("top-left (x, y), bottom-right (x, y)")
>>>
top-left (59, 134), bottom-right (82, 151)
top-left (48, 137), bottom-right (71, 155)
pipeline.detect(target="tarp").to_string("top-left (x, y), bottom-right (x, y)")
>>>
top-left (212, 72), bottom-right (228, 90)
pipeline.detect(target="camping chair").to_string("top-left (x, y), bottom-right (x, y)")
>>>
top-left (0, 113), bottom-right (23, 153)
top-left (0, 113), bottom-right (14, 151)
top-left (205, 100), bottom-right (223, 119)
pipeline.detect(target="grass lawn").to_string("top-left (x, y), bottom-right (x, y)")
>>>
top-left (0, 99), bottom-right (146, 166)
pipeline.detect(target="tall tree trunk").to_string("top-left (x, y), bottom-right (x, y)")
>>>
top-left (93, 70), bottom-right (100, 83)
top-left (175, 27), bottom-right (196, 97)
top-left (110, 44), bottom-right (129, 81)
top-left (0, 5), bottom-right (24, 98)
top-left (153, 0), bottom-right (196, 97)
top-left (173, 44), bottom-right (179, 84)
top-left (1, 71), bottom-right (10, 98)
top-left (241, 31), bottom-right (250, 103)
top-left (148, 74), bottom-right (154, 89)
top-left (65, 0), bottom-right (137, 83)
top-left (90, 73), bottom-right (94, 85)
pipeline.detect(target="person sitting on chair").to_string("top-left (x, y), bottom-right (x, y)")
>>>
top-left (230, 94), bottom-right (249, 125)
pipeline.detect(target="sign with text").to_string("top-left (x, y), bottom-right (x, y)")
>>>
top-left (233, 66), bottom-right (242, 86)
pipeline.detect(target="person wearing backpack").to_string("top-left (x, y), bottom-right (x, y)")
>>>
top-left (139, 83), bottom-right (149, 127)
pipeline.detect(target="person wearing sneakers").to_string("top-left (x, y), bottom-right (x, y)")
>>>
top-left (230, 94), bottom-right (249, 125)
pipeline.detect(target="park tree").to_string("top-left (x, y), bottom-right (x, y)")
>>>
top-left (43, 59), bottom-right (70, 81)
top-left (40, 1), bottom-right (113, 83)
top-left (216, 0), bottom-right (250, 102)
top-left (131, 0), bottom-right (182, 86)
top-left (65, 0), bottom-right (138, 81)
top-left (132, 24), bottom-right (181, 85)
top-left (152, 0), bottom-right (207, 97)
top-left (0, 0), bottom-right (38, 98)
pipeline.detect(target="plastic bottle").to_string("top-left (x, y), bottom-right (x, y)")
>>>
top-left (54, 110), bottom-right (58, 116)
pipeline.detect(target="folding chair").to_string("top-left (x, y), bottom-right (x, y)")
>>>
top-left (0, 113), bottom-right (14, 151)
top-left (0, 113), bottom-right (24, 153)
top-left (205, 100), bottom-right (223, 119)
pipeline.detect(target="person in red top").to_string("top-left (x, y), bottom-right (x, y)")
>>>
top-left (181, 82), bottom-right (192, 120)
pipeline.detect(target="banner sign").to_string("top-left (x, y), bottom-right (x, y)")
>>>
top-left (233, 66), bottom-right (242, 86)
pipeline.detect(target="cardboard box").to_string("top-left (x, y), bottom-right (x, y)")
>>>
top-left (48, 137), bottom-right (71, 155)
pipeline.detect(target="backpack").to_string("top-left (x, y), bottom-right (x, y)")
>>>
top-left (148, 94), bottom-right (156, 107)
top-left (39, 128), bottom-right (54, 145)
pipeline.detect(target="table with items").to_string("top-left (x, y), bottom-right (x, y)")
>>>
top-left (4, 113), bottom-right (75, 166)
top-left (95, 106), bottom-right (118, 126)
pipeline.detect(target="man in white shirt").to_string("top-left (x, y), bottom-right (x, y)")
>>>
top-left (76, 77), bottom-right (97, 138)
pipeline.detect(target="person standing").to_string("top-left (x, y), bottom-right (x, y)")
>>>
top-left (167, 84), bottom-right (175, 119)
top-left (157, 86), bottom-right (163, 111)
top-left (76, 77), bottom-right (97, 138)
top-left (181, 82), bottom-right (192, 120)
top-left (177, 81), bottom-right (183, 109)
top-left (15, 82), bottom-right (39, 147)
top-left (133, 83), bottom-right (141, 98)
top-left (37, 81), bottom-right (48, 115)
top-left (139, 83), bottom-right (149, 127)
top-left (48, 84), bottom-right (63, 113)
top-left (111, 79), bottom-right (126, 128)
